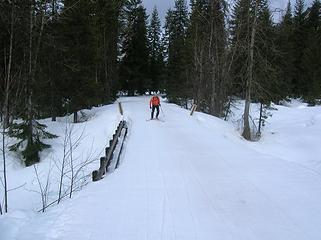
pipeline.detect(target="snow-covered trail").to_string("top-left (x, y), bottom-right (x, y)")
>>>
top-left (7, 97), bottom-right (321, 240)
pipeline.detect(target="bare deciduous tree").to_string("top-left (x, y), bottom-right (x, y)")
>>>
top-left (1, 122), bottom-right (8, 213)
top-left (56, 119), bottom-right (97, 203)
top-left (33, 163), bottom-right (52, 213)
top-left (2, 1), bottom-right (15, 129)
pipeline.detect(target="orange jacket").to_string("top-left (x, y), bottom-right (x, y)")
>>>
top-left (150, 96), bottom-right (160, 107)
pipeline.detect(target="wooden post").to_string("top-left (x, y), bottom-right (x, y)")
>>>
top-left (105, 147), bottom-right (109, 157)
top-left (100, 157), bottom-right (106, 175)
top-left (115, 125), bottom-right (128, 169)
top-left (190, 104), bottom-right (197, 116)
top-left (118, 102), bottom-right (123, 115)
top-left (92, 170), bottom-right (99, 181)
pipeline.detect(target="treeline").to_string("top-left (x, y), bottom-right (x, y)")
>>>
top-left (118, 0), bottom-right (321, 139)
top-left (119, 0), bottom-right (321, 133)
top-left (1, 0), bottom-right (321, 165)
top-left (164, 0), bottom-right (321, 110)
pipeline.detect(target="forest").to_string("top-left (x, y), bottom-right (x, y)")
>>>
top-left (0, 0), bottom-right (320, 166)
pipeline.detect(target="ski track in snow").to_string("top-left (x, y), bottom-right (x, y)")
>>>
top-left (1, 96), bottom-right (321, 240)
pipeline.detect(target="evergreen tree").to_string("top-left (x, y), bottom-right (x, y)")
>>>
top-left (188, 0), bottom-right (229, 116)
top-left (302, 0), bottom-right (321, 104)
top-left (163, 0), bottom-right (190, 104)
top-left (230, 0), bottom-right (278, 101)
top-left (0, 0), bottom-right (59, 166)
top-left (58, 0), bottom-right (97, 121)
top-left (92, 0), bottom-right (123, 103)
top-left (9, 121), bottom-right (57, 166)
top-left (254, 0), bottom-right (280, 102)
top-left (119, 0), bottom-right (150, 96)
top-left (229, 0), bottom-right (253, 96)
top-left (148, 7), bottom-right (164, 92)
top-left (188, 0), bottom-right (210, 110)
top-left (276, 1), bottom-right (295, 99)
top-left (35, 0), bottom-right (63, 121)
top-left (292, 0), bottom-right (308, 96)
top-left (230, 0), bottom-right (279, 140)
top-left (0, 0), bottom-right (30, 124)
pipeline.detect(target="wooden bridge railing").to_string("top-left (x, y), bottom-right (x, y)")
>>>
top-left (92, 120), bottom-right (128, 181)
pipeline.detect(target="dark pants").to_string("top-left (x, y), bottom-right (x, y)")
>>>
top-left (151, 105), bottom-right (160, 119)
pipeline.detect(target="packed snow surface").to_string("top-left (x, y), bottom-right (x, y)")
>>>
top-left (1, 96), bottom-right (321, 240)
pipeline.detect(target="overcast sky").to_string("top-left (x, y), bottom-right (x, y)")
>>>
top-left (142, 0), bottom-right (314, 24)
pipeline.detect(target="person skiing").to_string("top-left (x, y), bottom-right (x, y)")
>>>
top-left (149, 94), bottom-right (161, 119)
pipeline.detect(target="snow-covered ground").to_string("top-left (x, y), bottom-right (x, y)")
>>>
top-left (229, 99), bottom-right (321, 174)
top-left (1, 96), bottom-right (321, 240)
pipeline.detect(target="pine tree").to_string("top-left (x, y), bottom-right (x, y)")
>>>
top-left (92, 0), bottom-right (123, 103)
top-left (35, 0), bottom-right (63, 121)
top-left (230, 0), bottom-right (253, 97)
top-left (9, 121), bottom-right (57, 166)
top-left (163, 0), bottom-right (190, 104)
top-left (0, 0), bottom-right (30, 125)
top-left (292, 0), bottom-right (307, 96)
top-left (254, 0), bottom-right (280, 102)
top-left (1, 0), bottom-right (58, 166)
top-left (230, 0), bottom-right (278, 140)
top-left (119, 0), bottom-right (149, 96)
top-left (148, 7), bottom-right (164, 92)
top-left (188, 0), bottom-right (229, 116)
top-left (58, 0), bottom-right (97, 121)
top-left (302, 0), bottom-right (321, 104)
top-left (188, 0), bottom-right (211, 110)
top-left (276, 1), bottom-right (295, 99)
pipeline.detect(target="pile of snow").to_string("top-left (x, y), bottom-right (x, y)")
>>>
top-left (1, 96), bottom-right (321, 240)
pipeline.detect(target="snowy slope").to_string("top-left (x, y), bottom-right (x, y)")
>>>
top-left (230, 99), bottom-right (321, 174)
top-left (1, 96), bottom-right (321, 240)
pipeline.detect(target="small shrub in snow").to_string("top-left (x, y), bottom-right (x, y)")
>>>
top-left (8, 120), bottom-right (57, 166)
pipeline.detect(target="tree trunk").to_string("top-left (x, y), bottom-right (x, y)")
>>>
top-left (258, 102), bottom-right (263, 134)
top-left (27, 0), bottom-right (34, 164)
top-left (73, 111), bottom-right (78, 123)
top-left (50, 75), bottom-right (57, 122)
top-left (3, 2), bottom-right (15, 129)
top-left (50, 1), bottom-right (57, 122)
top-left (103, 28), bottom-right (110, 102)
top-left (26, 0), bottom-right (45, 165)
top-left (2, 124), bottom-right (8, 213)
top-left (242, 0), bottom-right (258, 141)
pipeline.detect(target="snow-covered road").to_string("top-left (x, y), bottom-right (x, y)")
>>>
top-left (2, 97), bottom-right (321, 240)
